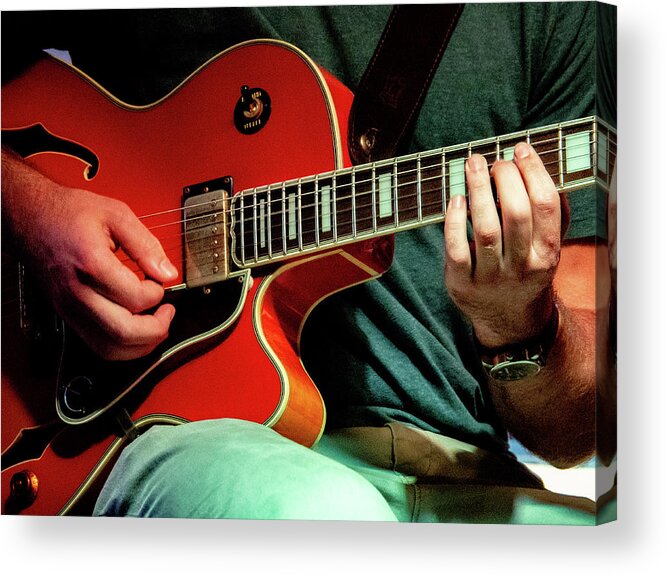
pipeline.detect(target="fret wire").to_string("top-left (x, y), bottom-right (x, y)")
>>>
top-left (297, 178), bottom-right (303, 252)
top-left (332, 173), bottom-right (338, 243)
top-left (393, 158), bottom-right (399, 229)
top-left (253, 188), bottom-right (259, 263)
top-left (267, 185), bottom-right (273, 259)
top-left (592, 117), bottom-right (598, 179)
top-left (441, 149), bottom-right (447, 215)
top-left (558, 124), bottom-right (564, 188)
top-left (240, 193), bottom-right (246, 266)
top-left (417, 154), bottom-right (423, 222)
top-left (371, 164), bottom-right (377, 233)
top-left (351, 168), bottom-right (357, 238)
top-left (314, 175), bottom-right (320, 247)
top-left (281, 183), bottom-right (287, 256)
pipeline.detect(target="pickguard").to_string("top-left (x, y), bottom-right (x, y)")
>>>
top-left (56, 274), bottom-right (249, 424)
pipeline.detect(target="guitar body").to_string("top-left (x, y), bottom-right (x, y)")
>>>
top-left (1, 40), bottom-right (394, 515)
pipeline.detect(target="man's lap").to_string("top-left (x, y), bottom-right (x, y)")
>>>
top-left (94, 418), bottom-right (599, 524)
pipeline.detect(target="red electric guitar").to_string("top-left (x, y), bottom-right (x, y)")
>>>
top-left (1, 40), bottom-right (615, 515)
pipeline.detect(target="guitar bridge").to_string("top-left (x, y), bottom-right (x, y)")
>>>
top-left (183, 176), bottom-right (233, 288)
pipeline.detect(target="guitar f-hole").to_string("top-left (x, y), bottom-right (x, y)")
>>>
top-left (2, 123), bottom-right (100, 180)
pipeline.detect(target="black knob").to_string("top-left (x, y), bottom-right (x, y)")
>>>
top-left (234, 85), bottom-right (271, 135)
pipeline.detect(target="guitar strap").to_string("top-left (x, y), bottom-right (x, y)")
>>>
top-left (348, 3), bottom-right (465, 165)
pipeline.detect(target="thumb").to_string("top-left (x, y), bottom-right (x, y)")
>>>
top-left (109, 207), bottom-right (179, 284)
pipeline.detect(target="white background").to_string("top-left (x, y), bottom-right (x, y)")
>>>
top-left (1, 0), bottom-right (664, 572)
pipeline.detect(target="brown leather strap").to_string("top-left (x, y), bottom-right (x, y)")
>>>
top-left (348, 3), bottom-right (465, 165)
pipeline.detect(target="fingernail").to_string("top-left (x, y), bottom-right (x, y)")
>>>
top-left (160, 259), bottom-right (178, 279)
top-left (451, 194), bottom-right (466, 209)
top-left (514, 142), bottom-right (531, 159)
top-left (466, 154), bottom-right (486, 173)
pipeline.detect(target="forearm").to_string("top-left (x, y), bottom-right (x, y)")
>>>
top-left (488, 297), bottom-right (599, 468)
top-left (2, 146), bottom-right (177, 360)
top-left (2, 146), bottom-right (62, 258)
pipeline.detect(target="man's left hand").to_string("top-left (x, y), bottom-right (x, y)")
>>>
top-left (443, 142), bottom-right (565, 349)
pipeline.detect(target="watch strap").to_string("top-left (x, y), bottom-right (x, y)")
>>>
top-left (477, 303), bottom-right (560, 380)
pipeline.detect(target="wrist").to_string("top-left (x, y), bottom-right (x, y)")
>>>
top-left (472, 287), bottom-right (557, 349)
top-left (476, 302), bottom-right (560, 382)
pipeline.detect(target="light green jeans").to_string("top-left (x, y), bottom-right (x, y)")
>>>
top-left (93, 419), bottom-right (612, 524)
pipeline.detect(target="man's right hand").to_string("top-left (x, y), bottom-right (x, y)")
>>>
top-left (2, 148), bottom-right (177, 360)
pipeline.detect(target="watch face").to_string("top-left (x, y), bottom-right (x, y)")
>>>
top-left (489, 360), bottom-right (542, 381)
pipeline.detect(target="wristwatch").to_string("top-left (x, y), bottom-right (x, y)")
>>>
top-left (477, 304), bottom-right (560, 382)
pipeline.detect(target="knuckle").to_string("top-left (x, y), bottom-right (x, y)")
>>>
top-left (110, 198), bottom-right (133, 221)
top-left (476, 226), bottom-right (501, 247)
top-left (78, 247), bottom-right (106, 278)
top-left (505, 206), bottom-right (532, 228)
top-left (445, 250), bottom-right (467, 267)
top-left (532, 194), bottom-right (559, 217)
top-left (445, 280), bottom-right (471, 306)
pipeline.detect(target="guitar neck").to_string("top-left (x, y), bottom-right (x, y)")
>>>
top-left (230, 115), bottom-right (616, 270)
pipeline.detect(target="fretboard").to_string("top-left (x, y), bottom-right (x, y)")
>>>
top-left (229, 116), bottom-right (616, 269)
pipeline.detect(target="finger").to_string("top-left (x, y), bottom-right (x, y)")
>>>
top-left (76, 287), bottom-right (176, 359)
top-left (465, 154), bottom-right (502, 279)
top-left (109, 204), bottom-right (179, 284)
top-left (444, 193), bottom-right (472, 278)
top-left (512, 142), bottom-right (561, 257)
top-left (491, 157), bottom-right (532, 269)
top-left (77, 245), bottom-right (166, 314)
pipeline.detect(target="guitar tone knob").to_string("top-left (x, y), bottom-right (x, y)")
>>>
top-left (234, 85), bottom-right (271, 135)
top-left (9, 469), bottom-right (39, 508)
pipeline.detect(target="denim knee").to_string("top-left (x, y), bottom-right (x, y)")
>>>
top-left (94, 418), bottom-right (397, 521)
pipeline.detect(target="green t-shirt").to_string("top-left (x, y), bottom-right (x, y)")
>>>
top-left (2, 3), bottom-right (614, 451)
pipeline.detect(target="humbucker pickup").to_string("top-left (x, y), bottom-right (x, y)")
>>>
top-left (183, 177), bottom-right (233, 287)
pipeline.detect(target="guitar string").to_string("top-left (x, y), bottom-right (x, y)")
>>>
top-left (122, 141), bottom-right (612, 267)
top-left (121, 168), bottom-right (608, 280)
top-left (135, 131), bottom-right (611, 228)
top-left (131, 137), bottom-right (609, 248)
top-left (2, 135), bottom-right (614, 300)
top-left (110, 153), bottom-right (611, 277)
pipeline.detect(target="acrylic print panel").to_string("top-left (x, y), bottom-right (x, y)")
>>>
top-left (1, 2), bottom-right (616, 524)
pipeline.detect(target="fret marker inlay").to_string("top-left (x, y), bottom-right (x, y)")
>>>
top-left (321, 184), bottom-right (331, 232)
top-left (565, 132), bottom-right (591, 173)
top-left (378, 172), bottom-right (392, 218)
top-left (449, 158), bottom-right (466, 197)
top-left (288, 193), bottom-right (296, 240)
top-left (259, 199), bottom-right (266, 248)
